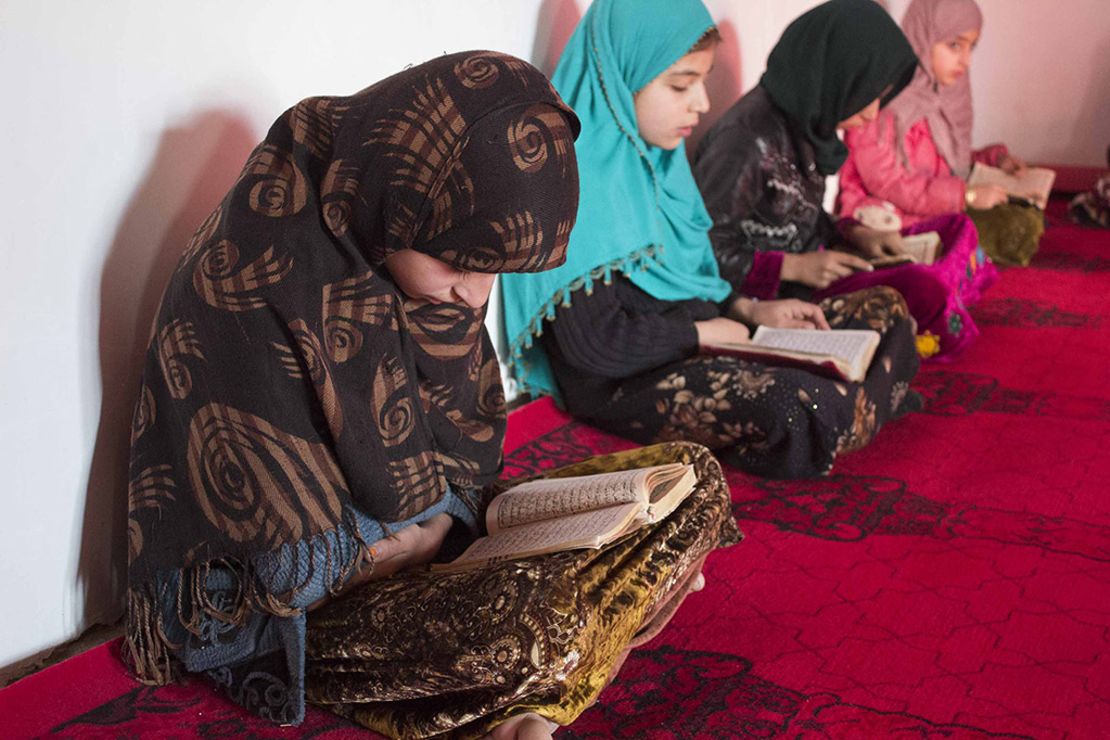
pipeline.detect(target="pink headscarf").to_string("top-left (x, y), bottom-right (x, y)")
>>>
top-left (886, 0), bottom-right (983, 177)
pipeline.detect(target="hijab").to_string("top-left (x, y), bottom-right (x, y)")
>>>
top-left (760, 0), bottom-right (919, 175)
top-left (887, 0), bottom-right (983, 177)
top-left (126, 51), bottom-right (580, 677)
top-left (501, 0), bottom-right (732, 400)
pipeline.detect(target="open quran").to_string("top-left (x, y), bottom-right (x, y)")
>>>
top-left (705, 326), bottom-right (880, 383)
top-left (969, 162), bottom-right (1056, 210)
top-left (433, 463), bottom-right (696, 572)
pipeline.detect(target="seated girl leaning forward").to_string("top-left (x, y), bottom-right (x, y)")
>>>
top-left (839, 0), bottom-right (1044, 268)
top-left (694, 0), bottom-right (995, 361)
top-left (123, 52), bottom-right (739, 739)
top-left (501, 0), bottom-right (921, 481)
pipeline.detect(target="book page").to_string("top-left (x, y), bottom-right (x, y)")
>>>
top-left (751, 327), bottom-right (877, 362)
top-left (645, 464), bottom-right (697, 523)
top-left (487, 468), bottom-right (648, 533)
top-left (969, 163), bottom-right (1056, 208)
top-left (900, 231), bottom-right (940, 265)
top-left (446, 503), bottom-right (640, 570)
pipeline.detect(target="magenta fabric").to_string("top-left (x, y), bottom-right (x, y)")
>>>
top-left (817, 213), bottom-right (997, 360)
top-left (741, 250), bottom-right (785, 299)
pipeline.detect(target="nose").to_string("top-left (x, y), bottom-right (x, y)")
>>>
top-left (456, 273), bottom-right (496, 308)
top-left (691, 82), bottom-right (710, 114)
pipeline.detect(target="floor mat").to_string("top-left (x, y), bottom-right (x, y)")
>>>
top-left (3, 202), bottom-right (1107, 738)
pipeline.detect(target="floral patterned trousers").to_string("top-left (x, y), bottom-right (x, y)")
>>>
top-left (577, 287), bottom-right (922, 479)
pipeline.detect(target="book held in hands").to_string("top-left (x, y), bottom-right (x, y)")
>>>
top-left (869, 230), bottom-right (941, 269)
top-left (704, 326), bottom-right (880, 383)
top-left (968, 162), bottom-right (1056, 210)
top-left (432, 463), bottom-right (697, 572)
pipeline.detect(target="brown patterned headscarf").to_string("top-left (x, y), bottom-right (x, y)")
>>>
top-left (126, 51), bottom-right (579, 591)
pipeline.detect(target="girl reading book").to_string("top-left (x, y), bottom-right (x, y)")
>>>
top-left (694, 0), bottom-right (995, 360)
top-left (124, 51), bottom-right (740, 739)
top-left (837, 0), bottom-right (1045, 266)
top-left (501, 0), bottom-right (921, 480)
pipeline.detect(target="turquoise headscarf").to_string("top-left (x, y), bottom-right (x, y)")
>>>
top-left (501, 0), bottom-right (731, 400)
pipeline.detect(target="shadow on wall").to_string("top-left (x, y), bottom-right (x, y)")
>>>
top-left (530, 0), bottom-right (582, 78)
top-left (1066, 32), bottom-right (1110, 166)
top-left (78, 111), bottom-right (258, 628)
top-left (688, 18), bottom-right (742, 157)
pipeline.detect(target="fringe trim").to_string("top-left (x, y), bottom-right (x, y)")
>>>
top-left (123, 506), bottom-right (373, 685)
top-left (506, 245), bottom-right (664, 398)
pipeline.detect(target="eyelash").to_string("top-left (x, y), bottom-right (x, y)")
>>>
top-left (670, 86), bottom-right (690, 93)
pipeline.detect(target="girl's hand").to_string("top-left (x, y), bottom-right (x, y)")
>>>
top-left (695, 317), bottom-right (751, 347)
top-left (843, 223), bottom-right (905, 259)
top-left (967, 184), bottom-right (1009, 210)
top-left (729, 297), bottom-right (830, 330)
top-left (781, 251), bottom-right (873, 289)
top-left (998, 153), bottom-right (1026, 174)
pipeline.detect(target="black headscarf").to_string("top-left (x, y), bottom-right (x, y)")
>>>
top-left (126, 51), bottom-right (580, 680)
top-left (760, 0), bottom-right (918, 175)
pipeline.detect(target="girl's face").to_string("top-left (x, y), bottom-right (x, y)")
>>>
top-left (930, 29), bottom-right (979, 86)
top-left (383, 249), bottom-right (496, 308)
top-left (633, 45), bottom-right (716, 150)
top-left (837, 98), bottom-right (882, 131)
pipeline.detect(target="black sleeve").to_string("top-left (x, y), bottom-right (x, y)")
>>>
top-left (546, 277), bottom-right (712, 379)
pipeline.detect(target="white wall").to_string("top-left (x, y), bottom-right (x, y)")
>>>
top-left (1, 0), bottom-right (1105, 676)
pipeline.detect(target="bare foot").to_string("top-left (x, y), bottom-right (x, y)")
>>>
top-left (308, 513), bottom-right (453, 609)
top-left (486, 712), bottom-right (557, 740)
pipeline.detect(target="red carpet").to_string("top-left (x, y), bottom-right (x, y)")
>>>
top-left (3, 202), bottom-right (1107, 738)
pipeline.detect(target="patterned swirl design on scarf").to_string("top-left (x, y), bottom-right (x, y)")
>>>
top-left (178, 204), bottom-right (222, 270)
top-left (272, 319), bottom-right (344, 436)
top-left (192, 240), bottom-right (293, 311)
top-left (454, 53), bottom-right (502, 89)
top-left (157, 320), bottom-right (205, 400)
top-left (186, 403), bottom-right (346, 547)
top-left (370, 356), bottom-right (417, 448)
top-left (131, 383), bottom-right (156, 445)
top-left (319, 159), bottom-right (359, 238)
top-left (241, 144), bottom-right (309, 217)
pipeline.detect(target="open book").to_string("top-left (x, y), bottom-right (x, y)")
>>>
top-left (870, 231), bottom-right (941, 269)
top-left (969, 162), bottom-right (1056, 210)
top-left (705, 326), bottom-right (880, 383)
top-left (432, 463), bottom-right (697, 572)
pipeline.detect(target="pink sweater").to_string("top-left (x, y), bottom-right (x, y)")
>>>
top-left (838, 111), bottom-right (1008, 227)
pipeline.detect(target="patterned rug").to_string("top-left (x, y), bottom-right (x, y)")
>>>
top-left (3, 199), bottom-right (1107, 738)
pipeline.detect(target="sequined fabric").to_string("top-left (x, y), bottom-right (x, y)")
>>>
top-left (304, 442), bottom-right (742, 738)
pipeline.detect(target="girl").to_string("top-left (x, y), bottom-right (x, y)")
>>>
top-left (502, 0), bottom-right (921, 480)
top-left (124, 51), bottom-right (738, 739)
top-left (694, 0), bottom-right (994, 360)
top-left (838, 0), bottom-right (1043, 266)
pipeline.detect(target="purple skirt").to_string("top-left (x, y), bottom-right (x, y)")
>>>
top-left (817, 213), bottom-right (997, 360)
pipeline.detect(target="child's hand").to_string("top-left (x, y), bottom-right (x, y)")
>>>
top-left (695, 317), bottom-right (751, 347)
top-left (843, 223), bottom-right (904, 259)
top-left (967, 184), bottom-right (1009, 210)
top-left (999, 154), bottom-right (1026, 174)
top-left (782, 251), bottom-right (873, 289)
top-left (737, 298), bottom-right (830, 330)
